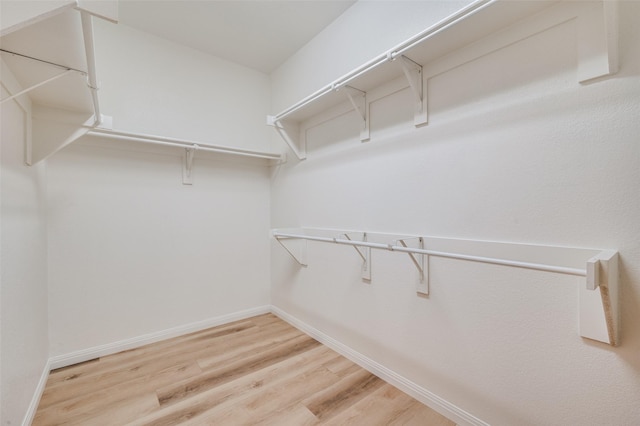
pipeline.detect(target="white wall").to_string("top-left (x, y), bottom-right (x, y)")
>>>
top-left (270, 1), bottom-right (640, 425)
top-left (47, 140), bottom-right (272, 357)
top-left (46, 22), bottom-right (273, 358)
top-left (0, 87), bottom-right (49, 424)
top-left (94, 20), bottom-right (274, 152)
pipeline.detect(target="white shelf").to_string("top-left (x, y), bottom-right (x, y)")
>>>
top-left (0, 1), bottom-right (116, 165)
top-left (1, 7), bottom-right (93, 112)
top-left (268, 0), bottom-right (618, 160)
top-left (273, 227), bottom-right (620, 346)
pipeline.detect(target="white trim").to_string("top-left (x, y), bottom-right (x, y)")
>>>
top-left (32, 305), bottom-right (484, 425)
top-left (21, 358), bottom-right (52, 426)
top-left (49, 306), bottom-right (270, 370)
top-left (271, 305), bottom-right (490, 426)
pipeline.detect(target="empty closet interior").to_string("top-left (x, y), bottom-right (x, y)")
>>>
top-left (2, 0), bottom-right (639, 425)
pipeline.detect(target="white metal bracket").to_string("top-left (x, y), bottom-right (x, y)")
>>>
top-left (274, 234), bottom-right (308, 267)
top-left (581, 250), bottom-right (619, 345)
top-left (398, 237), bottom-right (428, 295)
top-left (267, 116), bottom-right (306, 160)
top-left (577, 0), bottom-right (618, 83)
top-left (338, 85), bottom-right (370, 142)
top-left (343, 233), bottom-right (372, 281)
top-left (182, 146), bottom-right (197, 185)
top-left (398, 55), bottom-right (427, 127)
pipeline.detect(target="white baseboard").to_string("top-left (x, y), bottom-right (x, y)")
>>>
top-left (49, 305), bottom-right (271, 370)
top-left (28, 304), bottom-right (485, 426)
top-left (21, 358), bottom-right (51, 426)
top-left (271, 305), bottom-right (489, 426)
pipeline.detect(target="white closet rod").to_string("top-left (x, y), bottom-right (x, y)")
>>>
top-left (273, 231), bottom-right (587, 277)
top-left (87, 128), bottom-right (283, 161)
top-left (272, 0), bottom-right (493, 122)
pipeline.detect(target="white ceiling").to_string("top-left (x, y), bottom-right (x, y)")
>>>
top-left (118, 0), bottom-right (356, 74)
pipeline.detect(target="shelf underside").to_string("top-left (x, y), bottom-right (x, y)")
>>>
top-left (1, 8), bottom-right (93, 113)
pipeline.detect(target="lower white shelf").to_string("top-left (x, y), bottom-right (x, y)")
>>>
top-left (273, 227), bottom-right (620, 346)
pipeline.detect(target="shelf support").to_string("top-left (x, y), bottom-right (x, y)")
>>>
top-left (338, 85), bottom-right (370, 142)
top-left (398, 237), bottom-right (428, 295)
top-left (577, 0), bottom-right (618, 83)
top-left (398, 56), bottom-right (427, 127)
top-left (268, 116), bottom-right (306, 160)
top-left (343, 233), bottom-right (371, 281)
top-left (182, 146), bottom-right (197, 185)
top-left (581, 250), bottom-right (619, 345)
top-left (274, 234), bottom-right (308, 267)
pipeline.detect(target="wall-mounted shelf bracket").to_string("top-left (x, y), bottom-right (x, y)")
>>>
top-left (398, 237), bottom-right (428, 294)
top-left (0, 68), bottom-right (77, 105)
top-left (577, 0), bottom-right (618, 83)
top-left (274, 233), bottom-right (308, 267)
top-left (267, 116), bottom-right (306, 160)
top-left (343, 233), bottom-right (371, 281)
top-left (337, 85), bottom-right (370, 142)
top-left (182, 146), bottom-right (197, 185)
top-left (581, 250), bottom-right (619, 346)
top-left (398, 55), bottom-right (427, 127)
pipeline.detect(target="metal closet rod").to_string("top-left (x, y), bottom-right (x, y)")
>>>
top-left (273, 231), bottom-right (587, 277)
top-left (0, 48), bottom-right (87, 74)
top-left (87, 128), bottom-right (283, 161)
top-left (272, 0), bottom-right (494, 122)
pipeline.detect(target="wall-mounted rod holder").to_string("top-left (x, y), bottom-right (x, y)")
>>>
top-left (183, 146), bottom-right (196, 185)
top-left (397, 56), bottom-right (427, 127)
top-left (0, 69), bottom-right (76, 105)
top-left (272, 229), bottom-right (620, 346)
top-left (343, 233), bottom-right (371, 281)
top-left (338, 85), bottom-right (370, 142)
top-left (398, 237), bottom-right (428, 294)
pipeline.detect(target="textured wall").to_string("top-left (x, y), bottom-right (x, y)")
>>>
top-left (270, 2), bottom-right (640, 424)
top-left (0, 85), bottom-right (49, 425)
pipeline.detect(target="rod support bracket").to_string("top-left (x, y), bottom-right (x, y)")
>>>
top-left (341, 85), bottom-right (370, 142)
top-left (343, 233), bottom-right (371, 281)
top-left (274, 234), bottom-right (308, 267)
top-left (580, 250), bottom-right (619, 345)
top-left (182, 147), bottom-right (196, 185)
top-left (398, 55), bottom-right (428, 127)
top-left (398, 237), bottom-right (428, 295)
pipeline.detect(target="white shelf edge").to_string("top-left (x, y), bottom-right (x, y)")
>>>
top-left (268, 0), bottom-right (618, 159)
top-left (273, 227), bottom-right (620, 346)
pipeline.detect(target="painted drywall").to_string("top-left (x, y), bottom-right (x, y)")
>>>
top-left (0, 87), bottom-right (49, 425)
top-left (47, 139), bottom-right (272, 357)
top-left (270, 1), bottom-right (640, 425)
top-left (93, 19), bottom-right (275, 152)
top-left (46, 18), bottom-right (274, 358)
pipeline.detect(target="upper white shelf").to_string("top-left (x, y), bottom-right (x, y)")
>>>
top-left (1, 7), bottom-right (94, 113)
top-left (0, 1), bottom-right (117, 165)
top-left (268, 0), bottom-right (618, 160)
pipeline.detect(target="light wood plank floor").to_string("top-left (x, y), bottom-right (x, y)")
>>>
top-left (34, 314), bottom-right (454, 425)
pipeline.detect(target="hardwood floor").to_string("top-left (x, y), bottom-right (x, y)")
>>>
top-left (33, 314), bottom-right (454, 425)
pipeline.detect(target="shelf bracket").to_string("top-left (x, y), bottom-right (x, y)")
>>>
top-left (580, 250), bottom-right (619, 345)
top-left (398, 237), bottom-right (428, 295)
top-left (343, 233), bottom-right (371, 281)
top-left (398, 56), bottom-right (427, 127)
top-left (274, 234), bottom-right (308, 267)
top-left (339, 85), bottom-right (370, 142)
top-left (577, 0), bottom-right (618, 83)
top-left (182, 146), bottom-right (196, 185)
top-left (268, 116), bottom-right (306, 160)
